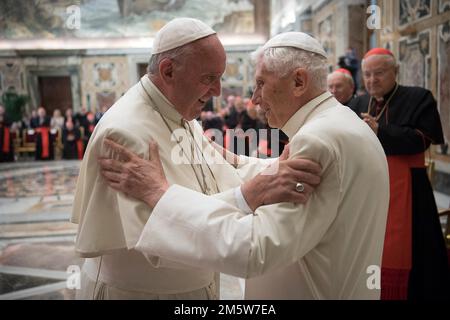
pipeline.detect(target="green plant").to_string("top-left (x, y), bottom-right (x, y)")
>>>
top-left (1, 91), bottom-right (29, 122)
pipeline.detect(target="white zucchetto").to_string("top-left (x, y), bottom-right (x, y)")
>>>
top-left (263, 32), bottom-right (328, 58)
top-left (152, 18), bottom-right (216, 55)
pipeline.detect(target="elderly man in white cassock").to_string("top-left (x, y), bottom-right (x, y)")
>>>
top-left (99, 32), bottom-right (390, 299)
top-left (72, 18), bottom-right (323, 299)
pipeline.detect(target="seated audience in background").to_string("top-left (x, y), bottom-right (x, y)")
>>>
top-left (51, 109), bottom-right (65, 130)
top-left (62, 120), bottom-right (82, 160)
top-left (34, 107), bottom-right (54, 161)
top-left (0, 104), bottom-right (14, 162)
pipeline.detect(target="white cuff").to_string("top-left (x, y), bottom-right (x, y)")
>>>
top-left (234, 186), bottom-right (254, 214)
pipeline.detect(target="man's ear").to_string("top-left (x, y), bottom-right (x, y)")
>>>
top-left (394, 64), bottom-right (399, 77)
top-left (293, 68), bottom-right (308, 97)
top-left (159, 58), bottom-right (175, 83)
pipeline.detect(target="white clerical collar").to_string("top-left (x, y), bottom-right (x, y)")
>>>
top-left (139, 75), bottom-right (184, 126)
top-left (281, 91), bottom-right (334, 139)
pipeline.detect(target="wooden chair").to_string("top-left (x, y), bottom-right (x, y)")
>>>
top-left (14, 129), bottom-right (36, 159)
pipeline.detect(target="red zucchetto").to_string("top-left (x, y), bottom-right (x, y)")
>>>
top-left (363, 48), bottom-right (394, 59)
top-left (334, 68), bottom-right (352, 76)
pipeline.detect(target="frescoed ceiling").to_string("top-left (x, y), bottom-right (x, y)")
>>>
top-left (0, 0), bottom-right (258, 39)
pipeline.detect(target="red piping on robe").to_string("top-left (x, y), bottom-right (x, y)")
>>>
top-left (2, 127), bottom-right (10, 153)
top-left (381, 153), bottom-right (425, 300)
top-left (36, 127), bottom-right (50, 158)
top-left (77, 140), bottom-right (84, 160)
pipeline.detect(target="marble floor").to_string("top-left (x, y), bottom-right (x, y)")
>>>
top-left (1, 160), bottom-right (448, 300)
top-left (0, 160), bottom-right (244, 300)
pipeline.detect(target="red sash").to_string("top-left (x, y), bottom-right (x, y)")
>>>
top-left (2, 127), bottom-right (10, 153)
top-left (381, 153), bottom-right (425, 300)
top-left (36, 127), bottom-right (50, 158)
top-left (76, 140), bottom-right (84, 160)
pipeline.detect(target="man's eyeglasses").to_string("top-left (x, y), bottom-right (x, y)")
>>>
top-left (362, 69), bottom-right (389, 79)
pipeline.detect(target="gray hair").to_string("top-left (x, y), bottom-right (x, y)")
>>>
top-left (327, 70), bottom-right (354, 86)
top-left (148, 44), bottom-right (196, 74)
top-left (251, 46), bottom-right (328, 91)
top-left (361, 54), bottom-right (397, 69)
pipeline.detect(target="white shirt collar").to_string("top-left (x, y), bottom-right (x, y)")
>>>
top-left (139, 75), bottom-right (184, 127)
top-left (281, 91), bottom-right (334, 139)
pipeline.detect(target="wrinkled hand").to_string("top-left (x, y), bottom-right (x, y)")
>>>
top-left (98, 138), bottom-right (169, 209)
top-left (361, 113), bottom-right (379, 135)
top-left (279, 144), bottom-right (290, 161)
top-left (241, 155), bottom-right (322, 211)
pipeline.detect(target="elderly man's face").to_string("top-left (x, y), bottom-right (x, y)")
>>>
top-left (327, 73), bottom-right (354, 104)
top-left (251, 59), bottom-right (295, 128)
top-left (38, 107), bottom-right (46, 117)
top-left (362, 55), bottom-right (397, 99)
top-left (171, 35), bottom-right (226, 121)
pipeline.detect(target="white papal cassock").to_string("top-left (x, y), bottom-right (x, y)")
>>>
top-left (71, 75), bottom-right (270, 299)
top-left (134, 92), bottom-right (390, 299)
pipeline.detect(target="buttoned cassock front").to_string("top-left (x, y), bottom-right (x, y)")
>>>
top-left (71, 75), bottom-right (272, 298)
top-left (135, 92), bottom-right (390, 299)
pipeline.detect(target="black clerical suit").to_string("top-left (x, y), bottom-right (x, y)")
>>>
top-left (349, 84), bottom-right (449, 300)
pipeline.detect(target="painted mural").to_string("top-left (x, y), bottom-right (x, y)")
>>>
top-left (0, 62), bottom-right (22, 93)
top-left (439, 0), bottom-right (450, 13)
top-left (398, 31), bottom-right (430, 88)
top-left (0, 0), bottom-right (256, 39)
top-left (0, 59), bottom-right (27, 117)
top-left (81, 56), bottom-right (129, 112)
top-left (438, 21), bottom-right (450, 153)
top-left (221, 52), bottom-right (253, 100)
top-left (317, 15), bottom-right (334, 65)
top-left (399, 0), bottom-right (432, 26)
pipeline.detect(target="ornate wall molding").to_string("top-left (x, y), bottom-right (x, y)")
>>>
top-left (437, 21), bottom-right (450, 152)
top-left (399, 0), bottom-right (432, 27)
top-left (439, 0), bottom-right (450, 13)
top-left (398, 29), bottom-right (431, 89)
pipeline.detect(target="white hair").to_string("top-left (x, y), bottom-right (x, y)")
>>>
top-left (327, 70), bottom-right (354, 86)
top-left (251, 46), bottom-right (328, 91)
top-left (361, 54), bottom-right (397, 69)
